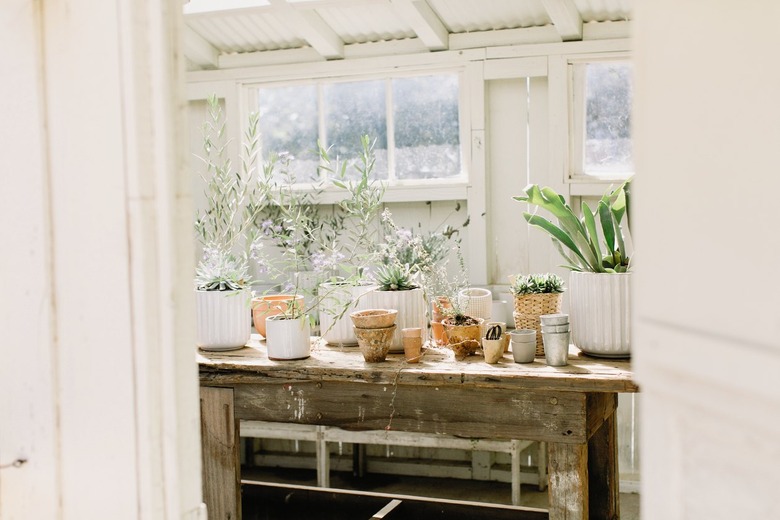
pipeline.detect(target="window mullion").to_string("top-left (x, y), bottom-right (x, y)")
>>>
top-left (317, 83), bottom-right (327, 182)
top-left (386, 78), bottom-right (396, 182)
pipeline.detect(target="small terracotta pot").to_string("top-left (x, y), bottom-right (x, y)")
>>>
top-left (402, 327), bottom-right (422, 363)
top-left (442, 317), bottom-right (484, 360)
top-left (354, 325), bottom-right (396, 362)
top-left (430, 321), bottom-right (447, 345)
top-left (350, 309), bottom-right (398, 329)
top-left (432, 296), bottom-right (452, 323)
top-left (252, 294), bottom-right (304, 337)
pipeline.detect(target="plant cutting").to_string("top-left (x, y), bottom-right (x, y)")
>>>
top-left (513, 180), bottom-right (632, 357)
top-left (509, 273), bottom-right (565, 356)
top-left (432, 241), bottom-right (483, 360)
top-left (193, 95), bottom-right (270, 351)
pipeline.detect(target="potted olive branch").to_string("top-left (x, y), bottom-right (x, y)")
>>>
top-left (513, 180), bottom-right (632, 357)
top-left (194, 94), bottom-right (270, 351)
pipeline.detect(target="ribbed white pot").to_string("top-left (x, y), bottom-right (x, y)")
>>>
top-left (318, 282), bottom-right (377, 346)
top-left (569, 271), bottom-right (631, 358)
top-left (366, 287), bottom-right (427, 352)
top-left (195, 289), bottom-right (251, 351)
top-left (265, 315), bottom-right (311, 360)
top-left (458, 287), bottom-right (493, 321)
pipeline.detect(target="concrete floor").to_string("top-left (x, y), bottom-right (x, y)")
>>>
top-left (242, 466), bottom-right (640, 519)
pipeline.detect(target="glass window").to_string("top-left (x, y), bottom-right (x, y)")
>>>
top-left (258, 84), bottom-right (319, 182)
top-left (393, 74), bottom-right (461, 180)
top-left (253, 72), bottom-right (463, 186)
top-left (582, 62), bottom-right (633, 177)
top-left (323, 79), bottom-right (388, 180)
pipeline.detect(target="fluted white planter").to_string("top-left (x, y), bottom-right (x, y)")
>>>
top-left (366, 287), bottom-right (426, 352)
top-left (195, 289), bottom-right (251, 351)
top-left (318, 282), bottom-right (376, 346)
top-left (458, 287), bottom-right (493, 322)
top-left (265, 315), bottom-right (311, 360)
top-left (569, 272), bottom-right (631, 358)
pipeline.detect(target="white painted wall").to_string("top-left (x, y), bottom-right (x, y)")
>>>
top-left (0, 1), bottom-right (203, 518)
top-left (633, 1), bottom-right (780, 518)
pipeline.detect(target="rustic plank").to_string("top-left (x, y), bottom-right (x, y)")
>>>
top-left (201, 386), bottom-right (241, 520)
top-left (588, 411), bottom-right (619, 519)
top-left (547, 442), bottom-right (589, 520)
top-left (198, 337), bottom-right (638, 394)
top-left (233, 381), bottom-right (588, 443)
top-left (585, 392), bottom-right (618, 439)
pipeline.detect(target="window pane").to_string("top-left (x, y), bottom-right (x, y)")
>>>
top-left (324, 80), bottom-right (388, 180)
top-left (584, 62), bottom-right (633, 177)
top-left (258, 85), bottom-right (319, 182)
top-left (393, 74), bottom-right (461, 180)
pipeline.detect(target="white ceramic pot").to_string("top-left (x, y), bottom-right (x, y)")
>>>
top-left (265, 315), bottom-right (311, 360)
top-left (569, 271), bottom-right (631, 358)
top-left (195, 289), bottom-right (251, 351)
top-left (318, 282), bottom-right (376, 346)
top-left (366, 287), bottom-right (427, 352)
top-left (458, 287), bottom-right (492, 322)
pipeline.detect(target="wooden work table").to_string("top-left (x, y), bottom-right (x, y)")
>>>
top-left (199, 336), bottom-right (638, 520)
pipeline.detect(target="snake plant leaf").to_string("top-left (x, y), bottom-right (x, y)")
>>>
top-left (598, 200), bottom-right (616, 256)
top-left (524, 213), bottom-right (593, 270)
top-left (581, 201), bottom-right (602, 265)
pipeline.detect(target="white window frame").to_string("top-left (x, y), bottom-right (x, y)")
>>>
top-left (567, 52), bottom-right (633, 184)
top-left (242, 66), bottom-right (470, 203)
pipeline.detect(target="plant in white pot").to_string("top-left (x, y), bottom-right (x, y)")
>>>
top-left (366, 263), bottom-right (426, 353)
top-left (513, 180), bottom-right (632, 357)
top-left (315, 136), bottom-right (385, 346)
top-left (193, 95), bottom-right (270, 351)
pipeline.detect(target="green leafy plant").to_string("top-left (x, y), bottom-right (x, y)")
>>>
top-left (513, 180), bottom-right (632, 273)
top-left (194, 94), bottom-right (270, 291)
top-left (510, 273), bottom-right (565, 295)
top-left (373, 264), bottom-right (418, 291)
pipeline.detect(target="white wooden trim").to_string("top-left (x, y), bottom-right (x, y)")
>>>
top-left (483, 56), bottom-right (548, 80)
top-left (486, 37), bottom-right (631, 60)
top-left (582, 20), bottom-right (632, 42)
top-left (542, 0), bottom-right (583, 41)
top-left (465, 61), bottom-right (488, 285)
top-left (451, 26), bottom-right (562, 50)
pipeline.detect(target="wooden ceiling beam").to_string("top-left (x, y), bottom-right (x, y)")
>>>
top-left (183, 26), bottom-right (220, 69)
top-left (389, 0), bottom-right (448, 51)
top-left (268, 0), bottom-right (345, 59)
top-left (541, 0), bottom-right (583, 41)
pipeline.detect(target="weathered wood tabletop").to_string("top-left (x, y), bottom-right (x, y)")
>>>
top-left (198, 335), bottom-right (638, 520)
top-left (199, 335), bottom-right (638, 394)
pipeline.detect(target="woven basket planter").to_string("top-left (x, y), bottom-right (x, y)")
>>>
top-left (512, 293), bottom-right (563, 356)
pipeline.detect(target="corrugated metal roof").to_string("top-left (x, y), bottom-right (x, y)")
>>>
top-left (183, 0), bottom-right (632, 69)
top-left (428, 0), bottom-right (550, 33)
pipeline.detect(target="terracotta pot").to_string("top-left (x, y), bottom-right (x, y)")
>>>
top-left (252, 294), bottom-right (304, 337)
top-left (354, 325), bottom-right (396, 362)
top-left (402, 327), bottom-right (422, 363)
top-left (430, 321), bottom-right (447, 346)
top-left (442, 317), bottom-right (484, 360)
top-left (432, 296), bottom-right (452, 323)
top-left (350, 309), bottom-right (398, 329)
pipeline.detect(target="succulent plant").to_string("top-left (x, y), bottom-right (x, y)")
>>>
top-left (373, 264), bottom-right (418, 291)
top-left (510, 273), bottom-right (565, 295)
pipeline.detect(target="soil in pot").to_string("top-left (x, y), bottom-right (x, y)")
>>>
top-left (442, 316), bottom-right (483, 360)
top-left (354, 325), bottom-right (396, 362)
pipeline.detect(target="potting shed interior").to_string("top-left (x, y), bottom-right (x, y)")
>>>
top-left (4, 1), bottom-right (780, 520)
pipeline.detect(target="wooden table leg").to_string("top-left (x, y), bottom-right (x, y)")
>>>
top-left (588, 409), bottom-right (620, 520)
top-left (201, 386), bottom-right (241, 520)
top-left (547, 442), bottom-right (589, 520)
